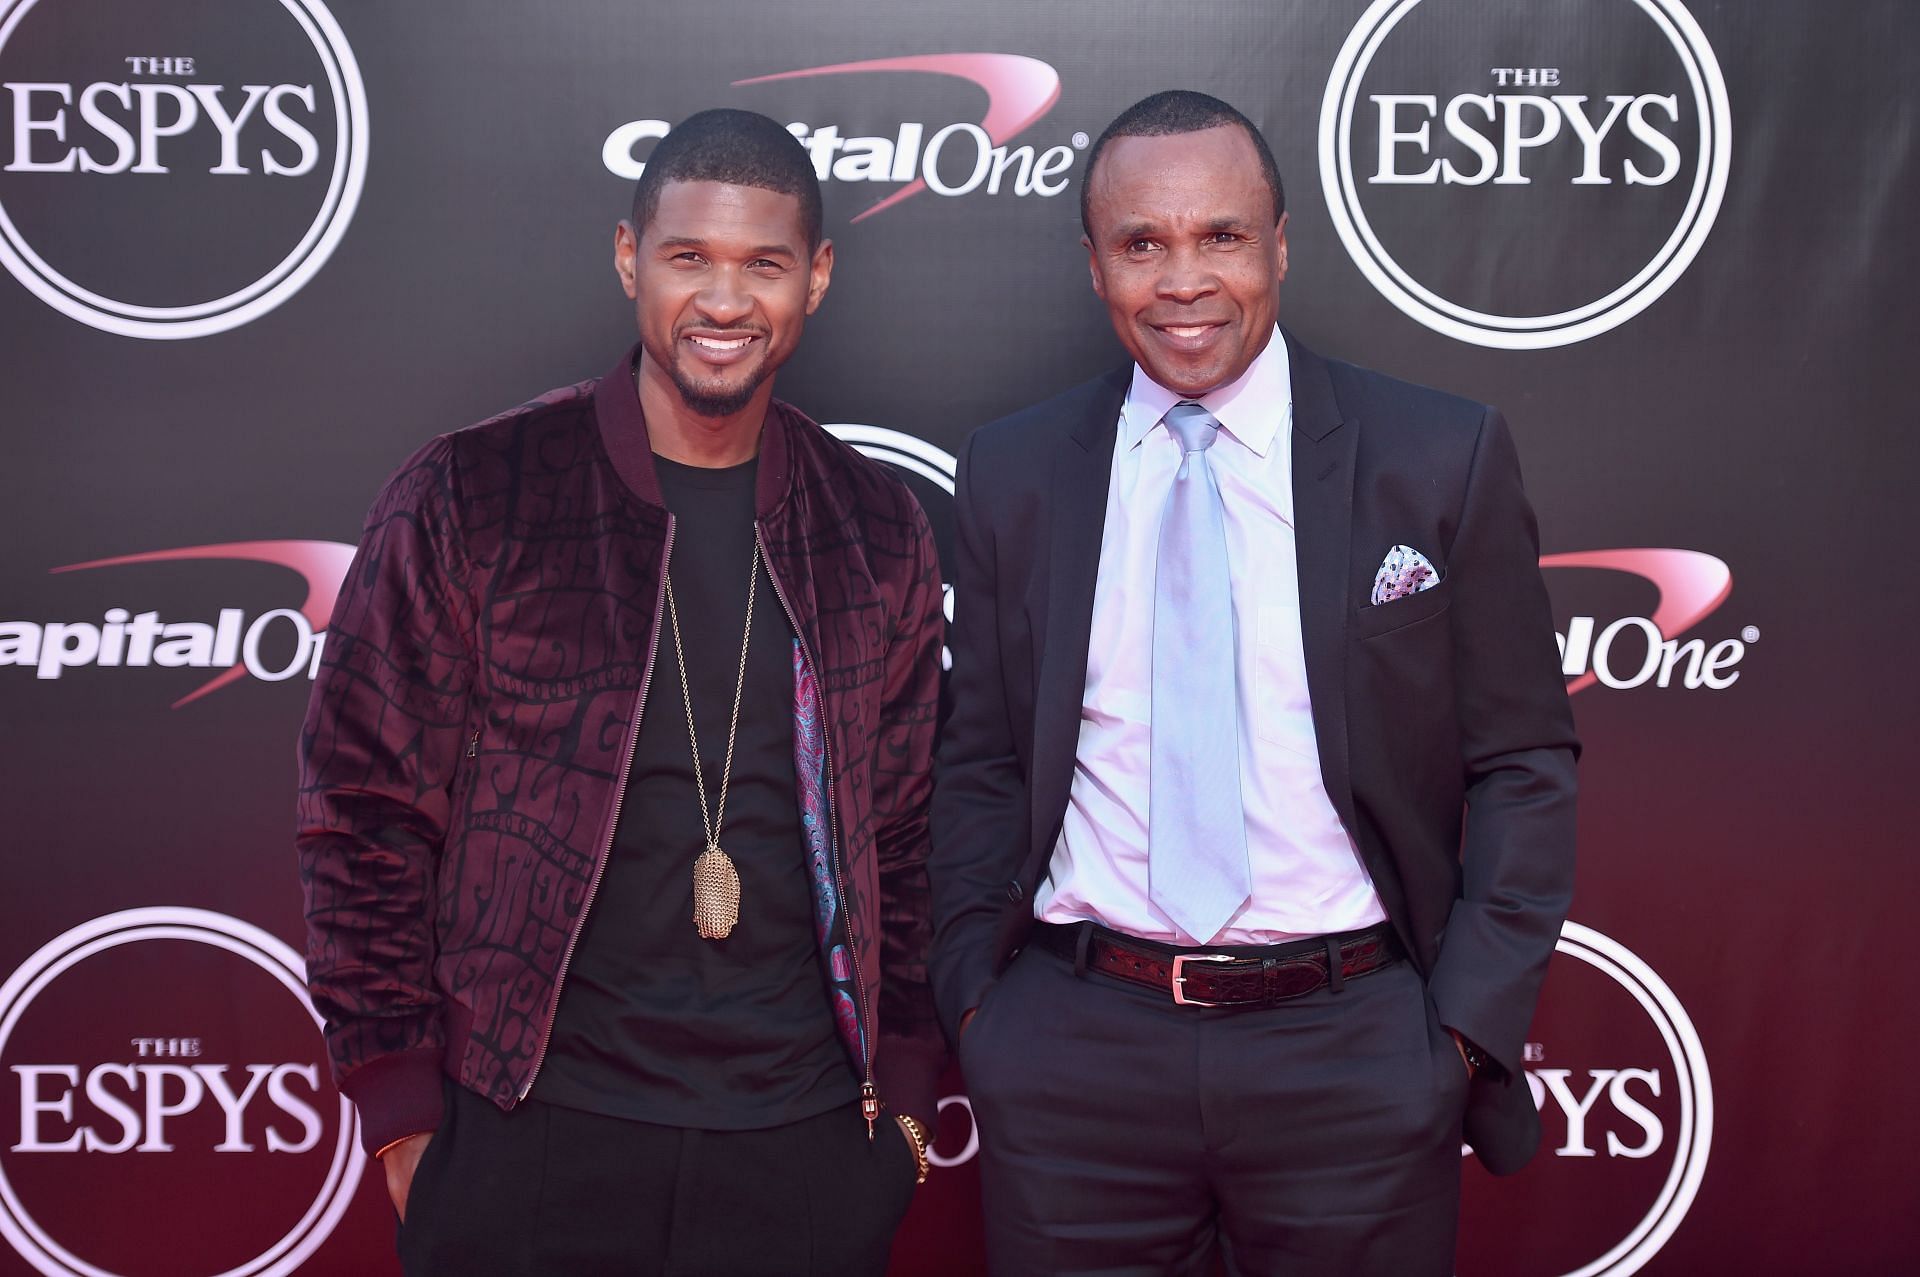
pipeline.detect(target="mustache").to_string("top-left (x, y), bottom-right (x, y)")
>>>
top-left (676, 323), bottom-right (771, 339)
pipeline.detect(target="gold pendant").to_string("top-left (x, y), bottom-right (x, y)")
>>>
top-left (692, 845), bottom-right (741, 940)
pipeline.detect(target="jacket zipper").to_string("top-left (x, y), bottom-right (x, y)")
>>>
top-left (518, 517), bottom-right (675, 1101)
top-left (756, 523), bottom-right (880, 1139)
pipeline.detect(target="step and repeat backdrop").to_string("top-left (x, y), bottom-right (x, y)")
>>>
top-left (2, 1), bottom-right (1915, 1274)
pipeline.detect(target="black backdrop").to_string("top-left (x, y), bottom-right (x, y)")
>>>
top-left (2, 2), bottom-right (1916, 1274)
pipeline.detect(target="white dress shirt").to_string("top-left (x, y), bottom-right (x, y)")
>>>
top-left (1033, 328), bottom-right (1388, 944)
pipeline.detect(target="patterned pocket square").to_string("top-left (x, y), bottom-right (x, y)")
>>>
top-left (1371, 544), bottom-right (1440, 606)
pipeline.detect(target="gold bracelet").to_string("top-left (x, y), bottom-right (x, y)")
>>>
top-left (896, 1113), bottom-right (931, 1184)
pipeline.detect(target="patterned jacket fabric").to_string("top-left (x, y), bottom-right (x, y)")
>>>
top-left (297, 347), bottom-right (946, 1155)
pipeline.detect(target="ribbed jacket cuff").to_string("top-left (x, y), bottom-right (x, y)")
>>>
top-left (340, 1046), bottom-right (446, 1156)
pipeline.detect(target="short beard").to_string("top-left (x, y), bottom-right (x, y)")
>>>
top-left (674, 366), bottom-right (768, 418)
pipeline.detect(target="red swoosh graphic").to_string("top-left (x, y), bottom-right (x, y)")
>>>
top-left (733, 53), bottom-right (1061, 222)
top-left (1540, 548), bottom-right (1732, 694)
top-left (52, 540), bottom-right (357, 708)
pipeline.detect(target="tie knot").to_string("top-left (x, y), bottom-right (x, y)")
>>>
top-left (1163, 401), bottom-right (1220, 454)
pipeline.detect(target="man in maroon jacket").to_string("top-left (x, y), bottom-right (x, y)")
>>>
top-left (297, 108), bottom-right (944, 1276)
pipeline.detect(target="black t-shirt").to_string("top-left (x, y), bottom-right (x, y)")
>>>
top-left (537, 454), bottom-right (856, 1128)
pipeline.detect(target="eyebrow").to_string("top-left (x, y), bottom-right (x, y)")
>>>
top-left (654, 236), bottom-right (799, 260)
top-left (1108, 216), bottom-right (1255, 243)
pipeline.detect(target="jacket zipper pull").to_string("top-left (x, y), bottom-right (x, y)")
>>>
top-left (861, 1081), bottom-right (879, 1141)
top-left (467, 730), bottom-right (479, 758)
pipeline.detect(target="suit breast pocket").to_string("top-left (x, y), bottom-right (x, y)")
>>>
top-left (1352, 575), bottom-right (1452, 641)
top-left (1252, 604), bottom-right (1318, 757)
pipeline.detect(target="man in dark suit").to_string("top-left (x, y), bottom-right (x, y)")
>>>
top-left (930, 90), bottom-right (1578, 1276)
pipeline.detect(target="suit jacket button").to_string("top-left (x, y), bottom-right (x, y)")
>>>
top-left (1005, 880), bottom-right (1025, 903)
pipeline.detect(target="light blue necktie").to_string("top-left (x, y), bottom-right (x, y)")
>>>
top-left (1149, 401), bottom-right (1250, 942)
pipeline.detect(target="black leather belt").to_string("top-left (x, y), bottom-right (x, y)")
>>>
top-left (1031, 920), bottom-right (1401, 1007)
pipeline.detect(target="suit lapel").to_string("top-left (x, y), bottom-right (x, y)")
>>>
top-left (1028, 368), bottom-right (1128, 861)
top-left (1287, 330), bottom-right (1361, 834)
top-left (1020, 348), bottom-right (1361, 870)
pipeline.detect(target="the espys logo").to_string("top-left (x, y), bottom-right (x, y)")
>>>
top-left (830, 425), bottom-right (958, 666)
top-left (1458, 921), bottom-right (1712, 1277)
top-left (603, 54), bottom-right (1080, 223)
top-left (0, 908), bottom-right (364, 1277)
top-left (1320, 0), bottom-right (1730, 348)
top-left (0, 0), bottom-right (367, 339)
top-left (1542, 548), bottom-right (1752, 693)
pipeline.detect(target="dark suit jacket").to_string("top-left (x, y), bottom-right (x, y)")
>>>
top-left (929, 329), bottom-right (1579, 1175)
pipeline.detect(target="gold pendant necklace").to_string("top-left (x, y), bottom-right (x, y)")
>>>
top-left (664, 538), bottom-right (760, 941)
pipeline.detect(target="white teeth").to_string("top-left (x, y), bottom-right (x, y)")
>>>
top-left (689, 335), bottom-right (753, 350)
top-left (1164, 326), bottom-right (1211, 338)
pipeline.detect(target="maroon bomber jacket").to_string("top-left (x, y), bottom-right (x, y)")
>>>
top-left (296, 347), bottom-right (947, 1154)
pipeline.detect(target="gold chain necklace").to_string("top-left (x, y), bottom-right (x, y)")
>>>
top-left (664, 539), bottom-right (760, 940)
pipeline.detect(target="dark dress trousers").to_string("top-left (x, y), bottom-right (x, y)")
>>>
top-left (929, 330), bottom-right (1579, 1270)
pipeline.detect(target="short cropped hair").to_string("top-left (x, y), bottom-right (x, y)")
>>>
top-left (1080, 90), bottom-right (1286, 237)
top-left (632, 108), bottom-right (824, 249)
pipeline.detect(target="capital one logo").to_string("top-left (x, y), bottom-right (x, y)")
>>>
top-left (1542, 548), bottom-right (1753, 693)
top-left (0, 0), bottom-right (367, 339)
top-left (604, 54), bottom-right (1081, 223)
top-left (0, 908), bottom-right (365, 1277)
top-left (1, 540), bottom-right (356, 705)
top-left (0, 434), bottom-right (951, 704)
top-left (1319, 0), bottom-right (1730, 348)
top-left (1458, 921), bottom-right (1712, 1277)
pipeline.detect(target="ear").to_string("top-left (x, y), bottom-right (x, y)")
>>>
top-left (614, 219), bottom-right (640, 300)
top-left (805, 238), bottom-right (835, 315)
top-left (1274, 211), bottom-right (1289, 286)
top-left (1082, 234), bottom-right (1107, 302)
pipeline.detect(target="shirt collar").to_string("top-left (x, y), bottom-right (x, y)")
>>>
top-left (1120, 325), bottom-right (1292, 457)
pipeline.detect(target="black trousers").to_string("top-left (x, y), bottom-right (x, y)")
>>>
top-left (960, 943), bottom-right (1468, 1277)
top-left (398, 1083), bottom-right (920, 1277)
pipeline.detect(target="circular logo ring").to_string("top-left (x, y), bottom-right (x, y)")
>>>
top-left (824, 424), bottom-right (957, 494)
top-left (0, 0), bottom-right (369, 339)
top-left (0, 907), bottom-right (365, 1277)
top-left (1550, 921), bottom-right (1713, 1277)
top-left (1318, 0), bottom-right (1731, 349)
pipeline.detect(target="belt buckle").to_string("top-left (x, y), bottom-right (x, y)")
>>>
top-left (1170, 953), bottom-right (1236, 1006)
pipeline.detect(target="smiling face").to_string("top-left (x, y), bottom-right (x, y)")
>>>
top-left (1082, 124), bottom-right (1288, 397)
top-left (616, 178), bottom-right (832, 420)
